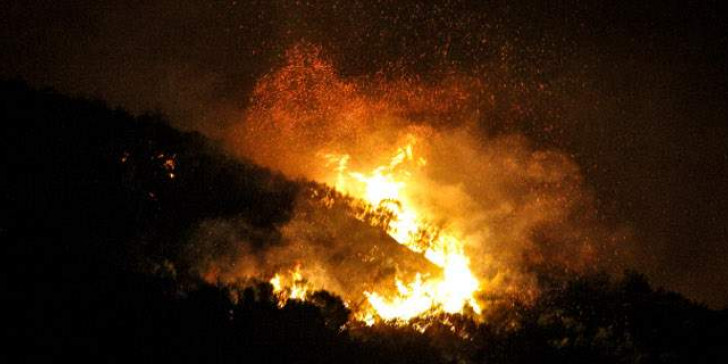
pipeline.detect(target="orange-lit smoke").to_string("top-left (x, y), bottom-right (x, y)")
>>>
top-left (214, 43), bottom-right (630, 323)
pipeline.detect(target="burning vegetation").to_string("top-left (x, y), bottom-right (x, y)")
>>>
top-left (183, 44), bottom-right (631, 327)
top-left (4, 79), bottom-right (727, 363)
top-left (4, 0), bottom-right (728, 360)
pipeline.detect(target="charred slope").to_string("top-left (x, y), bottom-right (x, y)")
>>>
top-left (1, 81), bottom-right (727, 363)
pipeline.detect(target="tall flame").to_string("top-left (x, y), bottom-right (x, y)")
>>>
top-left (323, 136), bottom-right (482, 322)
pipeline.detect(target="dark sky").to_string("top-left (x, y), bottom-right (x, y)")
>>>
top-left (2, 0), bottom-right (727, 308)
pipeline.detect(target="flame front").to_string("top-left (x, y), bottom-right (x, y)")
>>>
top-left (323, 136), bottom-right (482, 322)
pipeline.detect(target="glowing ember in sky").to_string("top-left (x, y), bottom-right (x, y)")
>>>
top-left (230, 44), bottom-right (629, 326)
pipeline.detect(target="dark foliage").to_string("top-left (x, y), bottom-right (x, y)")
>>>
top-left (1, 81), bottom-right (726, 363)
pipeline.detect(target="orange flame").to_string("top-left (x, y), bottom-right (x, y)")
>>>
top-left (270, 264), bottom-right (312, 307)
top-left (320, 136), bottom-right (482, 322)
top-left (233, 43), bottom-right (625, 327)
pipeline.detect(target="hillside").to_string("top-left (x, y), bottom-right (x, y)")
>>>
top-left (2, 81), bottom-right (726, 363)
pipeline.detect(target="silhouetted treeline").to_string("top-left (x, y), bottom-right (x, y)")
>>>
top-left (1, 80), bottom-right (726, 363)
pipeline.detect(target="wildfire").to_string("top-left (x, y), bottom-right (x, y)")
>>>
top-left (335, 138), bottom-right (481, 322)
top-left (273, 136), bottom-right (483, 323)
top-left (231, 44), bottom-right (614, 328)
top-left (270, 264), bottom-right (312, 307)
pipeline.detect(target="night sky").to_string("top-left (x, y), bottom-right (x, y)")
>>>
top-left (2, 0), bottom-right (727, 308)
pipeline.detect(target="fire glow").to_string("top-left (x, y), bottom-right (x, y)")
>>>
top-left (321, 138), bottom-right (482, 322)
top-left (222, 43), bottom-right (619, 328)
top-left (239, 45), bottom-right (489, 324)
top-left (266, 136), bottom-right (483, 323)
top-left (270, 264), bottom-right (311, 307)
